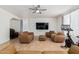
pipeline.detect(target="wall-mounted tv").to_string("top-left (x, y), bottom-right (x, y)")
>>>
top-left (36, 22), bottom-right (48, 30)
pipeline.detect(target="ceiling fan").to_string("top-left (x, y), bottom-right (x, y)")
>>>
top-left (29, 5), bottom-right (47, 14)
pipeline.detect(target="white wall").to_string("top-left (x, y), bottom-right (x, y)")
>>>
top-left (28, 18), bottom-right (57, 36)
top-left (22, 17), bottom-right (63, 36)
top-left (56, 16), bottom-right (63, 32)
top-left (0, 8), bottom-right (20, 44)
top-left (22, 19), bottom-right (29, 32)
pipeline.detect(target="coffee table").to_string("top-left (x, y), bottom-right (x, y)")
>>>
top-left (39, 35), bottom-right (47, 41)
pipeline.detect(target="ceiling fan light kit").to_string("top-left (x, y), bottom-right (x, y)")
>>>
top-left (36, 10), bottom-right (40, 13)
top-left (29, 5), bottom-right (47, 14)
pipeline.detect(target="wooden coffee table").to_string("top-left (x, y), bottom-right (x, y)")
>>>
top-left (39, 35), bottom-right (47, 41)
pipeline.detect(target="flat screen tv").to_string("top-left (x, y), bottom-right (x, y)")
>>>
top-left (36, 22), bottom-right (48, 30)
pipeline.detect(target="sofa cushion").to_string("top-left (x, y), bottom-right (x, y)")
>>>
top-left (53, 35), bottom-right (65, 43)
top-left (45, 31), bottom-right (55, 38)
top-left (56, 32), bottom-right (64, 35)
top-left (45, 32), bottom-right (51, 38)
top-left (51, 34), bottom-right (56, 41)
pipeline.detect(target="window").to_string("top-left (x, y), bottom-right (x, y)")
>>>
top-left (63, 14), bottom-right (71, 36)
top-left (63, 14), bottom-right (71, 25)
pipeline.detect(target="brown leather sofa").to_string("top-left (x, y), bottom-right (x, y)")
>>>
top-left (51, 32), bottom-right (65, 43)
top-left (45, 31), bottom-right (55, 38)
top-left (19, 31), bottom-right (34, 43)
top-left (68, 45), bottom-right (79, 54)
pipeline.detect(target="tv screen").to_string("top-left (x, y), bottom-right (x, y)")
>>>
top-left (36, 22), bottom-right (48, 30)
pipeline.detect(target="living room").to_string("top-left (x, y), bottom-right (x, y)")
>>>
top-left (0, 5), bottom-right (79, 54)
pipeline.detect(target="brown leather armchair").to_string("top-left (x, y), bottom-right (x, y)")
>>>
top-left (45, 31), bottom-right (55, 38)
top-left (56, 32), bottom-right (64, 35)
top-left (19, 32), bottom-right (34, 43)
top-left (51, 32), bottom-right (65, 43)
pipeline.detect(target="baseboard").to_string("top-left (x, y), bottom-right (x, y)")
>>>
top-left (0, 39), bottom-right (10, 45)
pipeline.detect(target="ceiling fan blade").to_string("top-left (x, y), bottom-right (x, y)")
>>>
top-left (39, 12), bottom-right (42, 14)
top-left (29, 5), bottom-right (47, 14)
top-left (37, 5), bottom-right (40, 8)
top-left (39, 9), bottom-right (47, 11)
top-left (29, 8), bottom-right (35, 10)
top-left (32, 10), bottom-right (36, 13)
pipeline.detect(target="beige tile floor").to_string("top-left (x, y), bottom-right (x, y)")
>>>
top-left (9, 36), bottom-right (68, 54)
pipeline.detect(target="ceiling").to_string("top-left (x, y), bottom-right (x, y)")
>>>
top-left (0, 5), bottom-right (79, 18)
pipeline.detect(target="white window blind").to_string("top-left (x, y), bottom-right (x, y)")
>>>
top-left (63, 14), bottom-right (70, 25)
